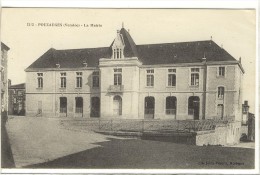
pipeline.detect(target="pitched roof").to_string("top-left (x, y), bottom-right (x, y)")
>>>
top-left (9, 83), bottom-right (25, 89)
top-left (26, 28), bottom-right (238, 70)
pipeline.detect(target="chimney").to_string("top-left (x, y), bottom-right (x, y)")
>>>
top-left (83, 61), bottom-right (87, 67)
top-left (202, 52), bottom-right (206, 62)
top-left (239, 57), bottom-right (241, 63)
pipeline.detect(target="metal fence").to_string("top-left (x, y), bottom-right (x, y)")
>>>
top-left (60, 118), bottom-right (230, 132)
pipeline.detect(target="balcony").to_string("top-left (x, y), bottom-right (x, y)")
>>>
top-left (108, 85), bottom-right (124, 93)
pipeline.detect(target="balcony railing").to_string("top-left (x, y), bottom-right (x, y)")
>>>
top-left (108, 85), bottom-right (124, 92)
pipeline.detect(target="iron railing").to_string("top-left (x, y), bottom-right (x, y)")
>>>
top-left (60, 118), bottom-right (229, 132)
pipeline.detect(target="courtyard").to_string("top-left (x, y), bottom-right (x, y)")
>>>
top-left (5, 116), bottom-right (255, 169)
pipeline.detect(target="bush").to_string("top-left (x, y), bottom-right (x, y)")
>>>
top-left (240, 133), bottom-right (248, 142)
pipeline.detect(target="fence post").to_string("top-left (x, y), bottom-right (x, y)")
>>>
top-left (141, 120), bottom-right (144, 132)
top-left (99, 119), bottom-right (101, 130)
top-left (193, 120), bottom-right (195, 131)
top-left (111, 119), bottom-right (113, 131)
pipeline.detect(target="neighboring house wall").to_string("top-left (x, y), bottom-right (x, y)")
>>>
top-left (8, 83), bottom-right (26, 115)
top-left (1, 43), bottom-right (10, 112)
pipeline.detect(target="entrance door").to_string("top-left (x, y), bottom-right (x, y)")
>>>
top-left (113, 96), bottom-right (122, 116)
top-left (144, 96), bottom-right (155, 119)
top-left (188, 96), bottom-right (200, 120)
top-left (60, 97), bottom-right (67, 117)
top-left (91, 97), bottom-right (100, 117)
top-left (217, 104), bottom-right (224, 119)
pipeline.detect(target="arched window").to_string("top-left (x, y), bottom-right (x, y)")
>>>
top-left (218, 86), bottom-right (224, 99)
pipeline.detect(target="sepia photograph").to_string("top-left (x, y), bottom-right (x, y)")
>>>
top-left (0, 8), bottom-right (257, 173)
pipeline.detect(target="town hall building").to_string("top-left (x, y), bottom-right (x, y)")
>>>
top-left (25, 26), bottom-right (244, 121)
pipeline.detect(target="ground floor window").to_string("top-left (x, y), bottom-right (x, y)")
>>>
top-left (75, 97), bottom-right (83, 113)
top-left (166, 96), bottom-right (177, 116)
top-left (91, 97), bottom-right (100, 117)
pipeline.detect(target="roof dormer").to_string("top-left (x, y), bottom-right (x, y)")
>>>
top-left (111, 30), bottom-right (125, 59)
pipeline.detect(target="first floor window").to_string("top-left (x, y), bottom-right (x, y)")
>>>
top-left (76, 77), bottom-right (82, 88)
top-left (168, 74), bottom-right (176, 86)
top-left (38, 77), bottom-right (43, 88)
top-left (219, 67), bottom-right (225, 77)
top-left (76, 72), bottom-right (82, 88)
top-left (37, 73), bottom-right (43, 88)
top-left (114, 68), bottom-right (122, 85)
top-left (92, 71), bottom-right (99, 88)
top-left (191, 73), bottom-right (199, 86)
top-left (114, 74), bottom-right (122, 85)
top-left (61, 77), bottom-right (66, 88)
top-left (60, 72), bottom-right (66, 88)
top-left (146, 75), bottom-right (154, 86)
top-left (146, 69), bottom-right (154, 87)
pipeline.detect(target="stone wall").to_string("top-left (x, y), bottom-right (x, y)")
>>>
top-left (196, 121), bottom-right (241, 146)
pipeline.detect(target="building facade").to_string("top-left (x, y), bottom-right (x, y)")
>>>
top-left (8, 82), bottom-right (26, 115)
top-left (1, 42), bottom-right (10, 112)
top-left (25, 27), bottom-right (244, 121)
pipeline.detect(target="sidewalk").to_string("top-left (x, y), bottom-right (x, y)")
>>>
top-left (5, 116), bottom-right (122, 167)
top-left (227, 141), bottom-right (255, 149)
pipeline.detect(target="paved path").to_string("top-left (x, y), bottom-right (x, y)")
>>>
top-left (6, 116), bottom-right (121, 167)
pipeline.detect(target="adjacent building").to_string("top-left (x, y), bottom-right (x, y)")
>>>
top-left (1, 42), bottom-right (10, 112)
top-left (8, 82), bottom-right (26, 115)
top-left (25, 27), bottom-right (244, 120)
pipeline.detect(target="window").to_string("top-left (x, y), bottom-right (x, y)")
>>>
top-left (218, 87), bottom-right (224, 99)
top-left (114, 68), bottom-right (122, 85)
top-left (113, 48), bottom-right (123, 59)
top-left (146, 69), bottom-right (154, 87)
top-left (218, 67), bottom-right (225, 77)
top-left (37, 73), bottom-right (43, 88)
top-left (92, 71), bottom-right (99, 88)
top-left (191, 68), bottom-right (199, 86)
top-left (60, 72), bottom-right (66, 88)
top-left (168, 69), bottom-right (176, 86)
top-left (76, 72), bottom-right (82, 88)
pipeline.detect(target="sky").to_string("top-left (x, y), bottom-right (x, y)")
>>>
top-left (1, 8), bottom-right (256, 112)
